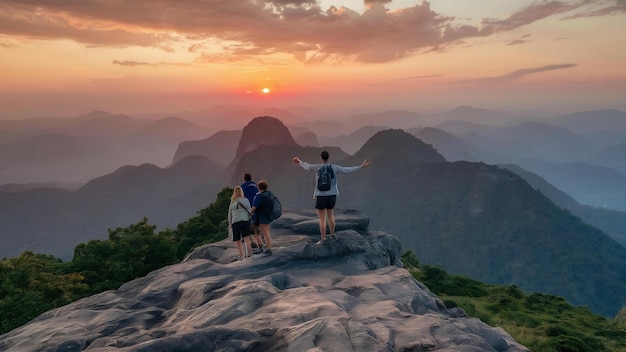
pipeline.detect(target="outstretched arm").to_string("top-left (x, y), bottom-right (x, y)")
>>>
top-left (293, 156), bottom-right (317, 171)
top-left (335, 159), bottom-right (372, 174)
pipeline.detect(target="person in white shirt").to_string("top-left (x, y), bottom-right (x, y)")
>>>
top-left (293, 150), bottom-right (371, 243)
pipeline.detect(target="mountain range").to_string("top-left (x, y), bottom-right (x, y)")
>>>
top-left (2, 109), bottom-right (626, 318)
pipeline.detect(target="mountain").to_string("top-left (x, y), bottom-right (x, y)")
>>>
top-left (129, 116), bottom-right (211, 141)
top-left (0, 156), bottom-right (225, 260)
top-left (0, 132), bottom-right (106, 184)
top-left (501, 163), bottom-right (626, 247)
top-left (0, 111), bottom-right (212, 184)
top-left (171, 129), bottom-right (242, 167)
top-left (231, 128), bottom-right (626, 317)
top-left (433, 120), bottom-right (495, 135)
top-left (586, 142), bottom-right (626, 176)
top-left (427, 105), bottom-right (520, 126)
top-left (408, 126), bottom-right (484, 162)
top-left (60, 110), bottom-right (149, 137)
top-left (0, 209), bottom-right (529, 352)
top-left (287, 126), bottom-right (319, 147)
top-left (344, 110), bottom-right (423, 130)
top-left (234, 116), bottom-right (299, 159)
top-left (515, 158), bottom-right (626, 211)
top-left (455, 122), bottom-right (591, 163)
top-left (434, 119), bottom-right (595, 163)
top-left (493, 122), bottom-right (591, 161)
top-left (318, 125), bottom-right (387, 154)
top-left (551, 109), bottom-right (626, 134)
top-left (291, 119), bottom-right (351, 139)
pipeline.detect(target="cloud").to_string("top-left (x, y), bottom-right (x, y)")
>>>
top-left (0, 1), bottom-right (618, 64)
top-left (112, 60), bottom-right (153, 67)
top-left (508, 39), bottom-right (529, 45)
top-left (478, 1), bottom-right (594, 35)
top-left (458, 64), bottom-right (578, 84)
top-left (367, 74), bottom-right (444, 86)
top-left (565, 0), bottom-right (626, 17)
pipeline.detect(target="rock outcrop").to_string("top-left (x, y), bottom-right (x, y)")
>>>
top-left (0, 209), bottom-right (528, 352)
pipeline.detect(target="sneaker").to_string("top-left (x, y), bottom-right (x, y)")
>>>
top-left (237, 255), bottom-right (242, 260)
top-left (315, 239), bottom-right (328, 245)
top-left (329, 234), bottom-right (337, 240)
top-left (263, 249), bottom-right (273, 256)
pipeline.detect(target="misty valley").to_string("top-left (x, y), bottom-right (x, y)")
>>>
top-left (2, 106), bottom-right (626, 351)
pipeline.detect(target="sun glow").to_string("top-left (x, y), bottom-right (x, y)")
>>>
top-left (262, 87), bottom-right (270, 94)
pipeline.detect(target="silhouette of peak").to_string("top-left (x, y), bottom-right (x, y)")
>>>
top-left (235, 116), bottom-right (298, 158)
top-left (355, 128), bottom-right (447, 164)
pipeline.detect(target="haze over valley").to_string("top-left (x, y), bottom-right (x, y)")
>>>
top-left (2, 106), bottom-right (626, 320)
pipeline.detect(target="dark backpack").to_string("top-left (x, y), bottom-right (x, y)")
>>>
top-left (262, 191), bottom-right (282, 221)
top-left (317, 164), bottom-right (334, 191)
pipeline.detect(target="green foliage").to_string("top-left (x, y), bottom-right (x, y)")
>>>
top-left (70, 218), bottom-right (178, 293)
top-left (0, 252), bottom-right (88, 333)
top-left (403, 251), bottom-right (626, 352)
top-left (0, 187), bottom-right (232, 334)
top-left (416, 264), bottom-right (488, 297)
top-left (172, 186), bottom-right (231, 259)
top-left (400, 250), bottom-right (419, 268)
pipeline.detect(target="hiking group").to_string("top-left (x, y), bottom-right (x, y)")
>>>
top-left (227, 151), bottom-right (371, 259)
top-left (228, 175), bottom-right (277, 259)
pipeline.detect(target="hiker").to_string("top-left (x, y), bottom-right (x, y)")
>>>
top-left (251, 180), bottom-right (274, 256)
top-left (228, 186), bottom-right (254, 260)
top-left (293, 151), bottom-right (371, 243)
top-left (241, 173), bottom-right (264, 252)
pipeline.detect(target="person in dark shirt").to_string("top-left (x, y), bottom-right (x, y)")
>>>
top-left (242, 173), bottom-right (264, 252)
top-left (251, 180), bottom-right (274, 256)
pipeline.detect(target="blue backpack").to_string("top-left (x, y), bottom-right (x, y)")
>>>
top-left (317, 164), bottom-right (334, 191)
top-left (262, 191), bottom-right (282, 221)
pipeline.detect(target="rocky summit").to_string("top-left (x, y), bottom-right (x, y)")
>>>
top-left (0, 209), bottom-right (528, 352)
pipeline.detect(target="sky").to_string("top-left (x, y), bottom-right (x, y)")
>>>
top-left (0, 0), bottom-right (625, 119)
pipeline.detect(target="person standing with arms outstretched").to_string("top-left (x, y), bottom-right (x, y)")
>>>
top-left (293, 151), bottom-right (371, 243)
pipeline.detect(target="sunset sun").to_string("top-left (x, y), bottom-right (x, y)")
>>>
top-left (262, 87), bottom-right (270, 94)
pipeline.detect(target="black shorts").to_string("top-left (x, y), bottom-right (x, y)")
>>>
top-left (315, 195), bottom-right (337, 210)
top-left (232, 220), bottom-right (250, 241)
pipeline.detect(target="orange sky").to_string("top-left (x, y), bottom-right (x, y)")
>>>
top-left (0, 0), bottom-right (625, 118)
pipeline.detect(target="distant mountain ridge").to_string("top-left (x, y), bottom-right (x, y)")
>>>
top-left (551, 109), bottom-right (626, 134)
top-left (0, 111), bottom-right (214, 184)
top-left (501, 163), bottom-right (626, 246)
top-left (0, 155), bottom-right (226, 260)
top-left (3, 112), bottom-right (626, 318)
top-left (171, 129), bottom-right (242, 167)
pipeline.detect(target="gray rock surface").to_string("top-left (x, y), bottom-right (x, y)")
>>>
top-left (0, 209), bottom-right (529, 352)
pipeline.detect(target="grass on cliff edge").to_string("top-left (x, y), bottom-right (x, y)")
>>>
top-left (401, 251), bottom-right (626, 352)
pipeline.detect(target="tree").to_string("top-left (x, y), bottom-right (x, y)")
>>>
top-left (0, 252), bottom-right (88, 333)
top-left (71, 218), bottom-right (177, 293)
